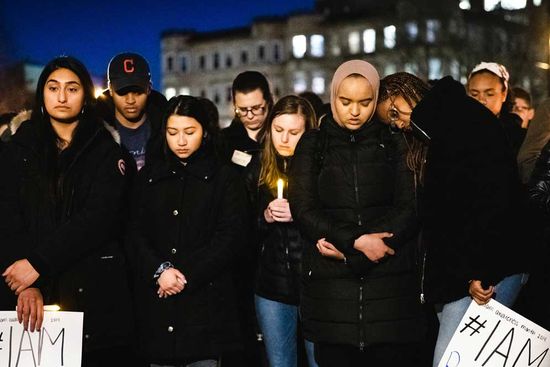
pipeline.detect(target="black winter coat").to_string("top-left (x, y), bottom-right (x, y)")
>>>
top-left (220, 119), bottom-right (262, 170)
top-left (411, 76), bottom-right (528, 304)
top-left (288, 115), bottom-right (425, 348)
top-left (0, 118), bottom-right (135, 352)
top-left (245, 154), bottom-right (306, 305)
top-left (129, 146), bottom-right (248, 363)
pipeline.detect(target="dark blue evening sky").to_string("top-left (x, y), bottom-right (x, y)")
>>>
top-left (1, 0), bottom-right (315, 88)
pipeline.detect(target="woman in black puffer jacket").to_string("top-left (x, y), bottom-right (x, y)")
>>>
top-left (245, 95), bottom-right (318, 367)
top-left (288, 60), bottom-right (425, 367)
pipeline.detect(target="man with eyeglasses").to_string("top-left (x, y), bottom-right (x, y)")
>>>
top-left (221, 70), bottom-right (273, 170)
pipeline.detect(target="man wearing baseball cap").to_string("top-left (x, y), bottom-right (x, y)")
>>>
top-left (97, 52), bottom-right (167, 170)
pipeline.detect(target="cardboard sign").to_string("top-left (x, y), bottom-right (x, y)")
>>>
top-left (438, 299), bottom-right (550, 367)
top-left (0, 311), bottom-right (83, 367)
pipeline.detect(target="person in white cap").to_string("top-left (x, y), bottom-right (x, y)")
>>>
top-left (467, 61), bottom-right (524, 157)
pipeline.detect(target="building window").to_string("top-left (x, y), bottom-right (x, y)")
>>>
top-left (214, 91), bottom-right (220, 105)
top-left (348, 31), bottom-right (361, 54)
top-left (405, 22), bottom-right (418, 42)
top-left (213, 53), bottom-right (220, 70)
top-left (330, 34), bottom-right (341, 56)
top-left (165, 87), bottom-right (176, 99)
top-left (484, 0), bottom-right (500, 10)
top-left (428, 58), bottom-right (442, 80)
top-left (274, 44), bottom-right (281, 62)
top-left (384, 26), bottom-right (396, 49)
top-left (534, 0), bottom-right (542, 5)
top-left (363, 29), bottom-right (376, 53)
top-left (225, 55), bottom-right (233, 68)
top-left (200, 90), bottom-right (206, 98)
top-left (404, 62), bottom-right (419, 75)
top-left (450, 59), bottom-right (461, 80)
top-left (292, 35), bottom-right (307, 58)
top-left (293, 72), bottom-right (307, 94)
top-left (258, 45), bottom-right (265, 61)
top-left (384, 63), bottom-right (397, 76)
top-left (199, 55), bottom-right (206, 70)
top-left (241, 51), bottom-right (248, 65)
top-left (179, 87), bottom-right (190, 96)
top-left (312, 74), bottom-right (325, 95)
top-left (226, 87), bottom-right (232, 103)
top-left (426, 19), bottom-right (440, 43)
top-left (501, 0), bottom-right (527, 9)
top-left (310, 35), bottom-right (325, 57)
top-left (180, 56), bottom-right (187, 73)
top-left (459, 0), bottom-right (472, 9)
top-left (166, 56), bottom-right (173, 72)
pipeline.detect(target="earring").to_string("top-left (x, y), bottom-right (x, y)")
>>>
top-left (80, 105), bottom-right (86, 115)
top-left (40, 106), bottom-right (44, 116)
top-left (203, 131), bottom-right (208, 139)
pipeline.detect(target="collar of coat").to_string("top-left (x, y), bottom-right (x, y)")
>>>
top-left (322, 113), bottom-right (385, 142)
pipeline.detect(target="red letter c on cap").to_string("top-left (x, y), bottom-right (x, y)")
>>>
top-left (123, 59), bottom-right (135, 73)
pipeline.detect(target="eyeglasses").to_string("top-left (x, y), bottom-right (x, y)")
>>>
top-left (387, 103), bottom-right (412, 123)
top-left (235, 103), bottom-right (267, 117)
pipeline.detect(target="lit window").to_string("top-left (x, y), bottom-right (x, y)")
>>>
top-left (405, 22), bottom-right (418, 41)
top-left (348, 31), bottom-right (361, 54)
top-left (292, 35), bottom-right (307, 58)
top-left (331, 34), bottom-right (341, 56)
top-left (405, 63), bottom-right (418, 75)
top-left (312, 75), bottom-right (325, 94)
top-left (179, 87), bottom-right (190, 96)
top-left (501, 0), bottom-right (527, 9)
top-left (293, 72), bottom-right (307, 94)
top-left (310, 35), bottom-right (325, 57)
top-left (384, 26), bottom-right (396, 49)
top-left (363, 29), bottom-right (376, 53)
top-left (426, 19), bottom-right (440, 43)
top-left (384, 63), bottom-right (397, 76)
top-left (534, 0), bottom-right (542, 5)
top-left (165, 87), bottom-right (176, 99)
top-left (459, 0), bottom-right (472, 9)
top-left (450, 60), bottom-right (461, 80)
top-left (428, 58), bottom-right (442, 80)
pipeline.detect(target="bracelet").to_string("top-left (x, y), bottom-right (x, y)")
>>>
top-left (153, 261), bottom-right (174, 280)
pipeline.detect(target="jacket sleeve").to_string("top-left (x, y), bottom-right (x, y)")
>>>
top-left (367, 132), bottom-right (418, 250)
top-left (178, 167), bottom-right (249, 293)
top-left (518, 99), bottom-right (550, 184)
top-left (528, 139), bottom-right (550, 213)
top-left (26, 146), bottom-right (130, 277)
top-left (288, 130), bottom-right (368, 259)
top-left (0, 145), bottom-right (35, 272)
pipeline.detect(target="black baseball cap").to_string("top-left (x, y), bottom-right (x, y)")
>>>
top-left (108, 52), bottom-right (151, 93)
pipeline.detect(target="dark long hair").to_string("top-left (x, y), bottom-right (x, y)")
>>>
top-left (161, 95), bottom-right (219, 160)
top-left (379, 72), bottom-right (430, 186)
top-left (30, 56), bottom-right (98, 206)
top-left (258, 95), bottom-right (317, 192)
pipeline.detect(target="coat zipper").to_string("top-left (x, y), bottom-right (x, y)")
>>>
top-left (350, 134), bottom-right (362, 226)
top-left (359, 280), bottom-right (365, 351)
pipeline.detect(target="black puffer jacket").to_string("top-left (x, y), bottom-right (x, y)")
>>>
top-left (129, 145), bottom-right (248, 363)
top-left (246, 154), bottom-right (306, 305)
top-left (412, 76), bottom-right (528, 304)
top-left (288, 115), bottom-right (424, 347)
top-left (0, 118), bottom-right (135, 352)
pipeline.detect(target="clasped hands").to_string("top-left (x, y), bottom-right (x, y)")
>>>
top-left (316, 232), bottom-right (395, 263)
top-left (3, 259), bottom-right (39, 295)
top-left (157, 268), bottom-right (187, 298)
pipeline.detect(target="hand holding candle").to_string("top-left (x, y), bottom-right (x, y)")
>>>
top-left (277, 178), bottom-right (284, 199)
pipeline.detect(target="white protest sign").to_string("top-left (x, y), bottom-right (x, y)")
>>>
top-left (0, 311), bottom-right (83, 367)
top-left (438, 299), bottom-right (550, 367)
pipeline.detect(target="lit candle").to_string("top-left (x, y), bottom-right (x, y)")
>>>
top-left (277, 178), bottom-right (284, 199)
top-left (44, 304), bottom-right (61, 311)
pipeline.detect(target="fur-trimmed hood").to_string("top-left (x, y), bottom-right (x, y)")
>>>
top-left (0, 109), bottom-right (121, 145)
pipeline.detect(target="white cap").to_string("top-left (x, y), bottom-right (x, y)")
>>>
top-left (468, 62), bottom-right (509, 89)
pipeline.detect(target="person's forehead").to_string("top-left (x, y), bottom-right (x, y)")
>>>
top-left (234, 89), bottom-right (264, 105)
top-left (514, 97), bottom-right (529, 106)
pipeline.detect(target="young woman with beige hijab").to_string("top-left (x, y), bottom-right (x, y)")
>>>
top-left (288, 60), bottom-right (425, 366)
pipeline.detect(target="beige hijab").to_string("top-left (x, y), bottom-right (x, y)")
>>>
top-left (330, 60), bottom-right (380, 125)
